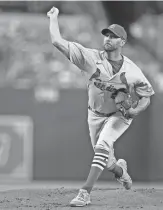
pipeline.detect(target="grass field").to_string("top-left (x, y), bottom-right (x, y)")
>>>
top-left (0, 182), bottom-right (162, 209)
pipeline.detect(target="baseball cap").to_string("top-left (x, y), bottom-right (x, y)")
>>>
top-left (101, 24), bottom-right (127, 41)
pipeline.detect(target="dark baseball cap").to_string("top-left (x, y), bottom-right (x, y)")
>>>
top-left (101, 24), bottom-right (127, 41)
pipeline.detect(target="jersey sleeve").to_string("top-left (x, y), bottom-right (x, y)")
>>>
top-left (68, 42), bottom-right (96, 73)
top-left (134, 72), bottom-right (155, 98)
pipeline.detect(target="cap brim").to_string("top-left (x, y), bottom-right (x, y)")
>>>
top-left (101, 28), bottom-right (120, 38)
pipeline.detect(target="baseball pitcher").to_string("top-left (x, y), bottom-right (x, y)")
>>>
top-left (47, 7), bottom-right (155, 207)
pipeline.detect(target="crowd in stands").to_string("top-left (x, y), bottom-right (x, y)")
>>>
top-left (0, 8), bottom-right (162, 101)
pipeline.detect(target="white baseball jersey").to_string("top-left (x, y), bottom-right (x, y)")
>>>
top-left (68, 42), bottom-right (155, 114)
top-left (68, 41), bottom-right (155, 157)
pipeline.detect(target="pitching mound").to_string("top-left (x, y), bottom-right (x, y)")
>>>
top-left (0, 187), bottom-right (162, 209)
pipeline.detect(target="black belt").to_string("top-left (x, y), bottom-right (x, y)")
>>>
top-left (88, 106), bottom-right (116, 118)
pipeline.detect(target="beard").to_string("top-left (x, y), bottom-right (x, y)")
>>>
top-left (103, 43), bottom-right (116, 52)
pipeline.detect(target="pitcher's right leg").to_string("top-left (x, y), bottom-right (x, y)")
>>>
top-left (96, 112), bottom-right (133, 190)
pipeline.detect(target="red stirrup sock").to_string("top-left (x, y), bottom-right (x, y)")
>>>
top-left (82, 149), bottom-right (109, 193)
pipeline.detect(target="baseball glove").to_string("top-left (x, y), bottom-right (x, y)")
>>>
top-left (114, 90), bottom-right (140, 118)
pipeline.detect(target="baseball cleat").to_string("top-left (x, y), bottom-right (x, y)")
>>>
top-left (70, 189), bottom-right (91, 207)
top-left (116, 159), bottom-right (132, 190)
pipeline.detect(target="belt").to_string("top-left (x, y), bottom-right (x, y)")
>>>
top-left (88, 106), bottom-right (116, 118)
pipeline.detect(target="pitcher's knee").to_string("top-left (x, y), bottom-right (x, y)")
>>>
top-left (94, 144), bottom-right (109, 153)
top-left (94, 142), bottom-right (116, 170)
top-left (95, 139), bottom-right (112, 153)
top-left (95, 141), bottom-right (116, 170)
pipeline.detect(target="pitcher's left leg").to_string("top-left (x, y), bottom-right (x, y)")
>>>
top-left (70, 147), bottom-right (109, 207)
top-left (70, 111), bottom-right (109, 207)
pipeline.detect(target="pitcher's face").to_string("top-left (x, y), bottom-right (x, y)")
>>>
top-left (103, 32), bottom-right (125, 52)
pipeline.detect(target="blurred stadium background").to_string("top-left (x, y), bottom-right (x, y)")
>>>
top-left (0, 1), bottom-right (162, 188)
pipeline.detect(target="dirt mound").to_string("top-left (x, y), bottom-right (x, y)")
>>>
top-left (0, 187), bottom-right (162, 209)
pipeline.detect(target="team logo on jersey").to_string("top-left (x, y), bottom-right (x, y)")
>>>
top-left (120, 72), bottom-right (128, 88)
top-left (89, 68), bottom-right (101, 81)
top-left (120, 72), bottom-right (153, 97)
top-left (110, 72), bottom-right (128, 99)
top-left (89, 68), bottom-right (117, 92)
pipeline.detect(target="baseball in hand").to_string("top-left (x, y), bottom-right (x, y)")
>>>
top-left (47, 7), bottom-right (59, 19)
